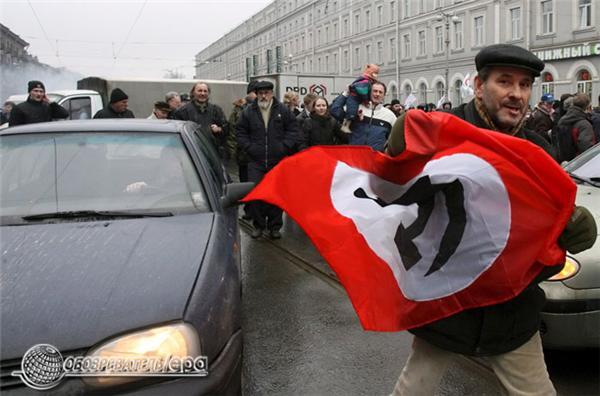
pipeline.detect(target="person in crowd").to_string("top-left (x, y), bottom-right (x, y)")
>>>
top-left (525, 93), bottom-right (555, 142)
top-left (147, 101), bottom-right (171, 119)
top-left (556, 92), bottom-right (596, 161)
top-left (390, 99), bottom-right (405, 117)
top-left (340, 63), bottom-right (380, 133)
top-left (172, 81), bottom-right (228, 158)
top-left (297, 93), bottom-right (318, 123)
top-left (300, 96), bottom-right (346, 149)
top-left (179, 93), bottom-right (191, 105)
top-left (165, 91), bottom-right (182, 112)
top-left (554, 93), bottom-right (574, 126)
top-left (283, 91), bottom-right (301, 116)
top-left (331, 81), bottom-right (397, 151)
top-left (1, 101), bottom-right (15, 125)
top-left (93, 88), bottom-right (135, 119)
top-left (386, 43), bottom-right (597, 396)
top-left (235, 80), bottom-right (299, 240)
top-left (9, 81), bottom-right (69, 126)
top-left (226, 80), bottom-right (258, 221)
top-left (441, 101), bottom-right (452, 111)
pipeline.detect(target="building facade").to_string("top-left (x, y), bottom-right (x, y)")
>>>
top-left (0, 23), bottom-right (32, 66)
top-left (195, 0), bottom-right (600, 106)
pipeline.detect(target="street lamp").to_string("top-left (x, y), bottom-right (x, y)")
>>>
top-left (436, 11), bottom-right (460, 98)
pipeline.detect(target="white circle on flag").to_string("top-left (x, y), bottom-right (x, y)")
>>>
top-left (330, 153), bottom-right (511, 301)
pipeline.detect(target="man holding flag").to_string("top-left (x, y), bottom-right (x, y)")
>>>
top-left (386, 44), bottom-right (596, 395)
top-left (242, 44), bottom-right (597, 395)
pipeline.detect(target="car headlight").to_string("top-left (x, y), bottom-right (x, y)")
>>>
top-left (548, 256), bottom-right (580, 281)
top-left (82, 322), bottom-right (200, 387)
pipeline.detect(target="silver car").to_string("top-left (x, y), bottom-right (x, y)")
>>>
top-left (540, 143), bottom-right (600, 349)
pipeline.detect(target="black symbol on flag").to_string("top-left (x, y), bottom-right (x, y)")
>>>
top-left (354, 176), bottom-right (467, 276)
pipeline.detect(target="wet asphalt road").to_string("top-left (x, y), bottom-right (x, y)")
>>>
top-left (239, 214), bottom-right (599, 396)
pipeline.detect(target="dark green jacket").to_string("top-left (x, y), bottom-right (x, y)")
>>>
top-left (387, 101), bottom-right (562, 356)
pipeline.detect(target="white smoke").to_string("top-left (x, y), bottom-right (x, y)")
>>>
top-left (1, 62), bottom-right (83, 102)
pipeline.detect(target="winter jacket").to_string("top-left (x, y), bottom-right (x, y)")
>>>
top-left (301, 113), bottom-right (346, 148)
top-left (226, 102), bottom-right (250, 165)
top-left (349, 75), bottom-right (373, 103)
top-left (592, 107), bottom-right (600, 143)
top-left (386, 99), bottom-right (562, 356)
top-left (557, 106), bottom-right (596, 157)
top-left (172, 100), bottom-right (228, 154)
top-left (525, 105), bottom-right (553, 142)
top-left (9, 98), bottom-right (69, 126)
top-left (330, 94), bottom-right (397, 151)
top-left (235, 98), bottom-right (299, 169)
top-left (93, 106), bottom-right (135, 119)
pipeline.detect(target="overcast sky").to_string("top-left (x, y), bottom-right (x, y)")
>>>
top-left (1, 0), bottom-right (272, 79)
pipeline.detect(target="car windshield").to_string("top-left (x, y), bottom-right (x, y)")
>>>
top-left (1, 132), bottom-right (210, 222)
top-left (564, 143), bottom-right (600, 187)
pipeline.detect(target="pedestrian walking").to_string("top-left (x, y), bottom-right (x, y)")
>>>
top-left (235, 80), bottom-right (299, 239)
top-left (386, 43), bottom-right (597, 396)
top-left (93, 88), bottom-right (135, 119)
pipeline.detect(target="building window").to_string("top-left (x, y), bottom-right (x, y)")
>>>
top-left (354, 47), bottom-right (360, 67)
top-left (390, 1), bottom-right (396, 22)
top-left (365, 10), bottom-right (371, 30)
top-left (578, 0), bottom-right (591, 28)
top-left (391, 84), bottom-right (398, 100)
top-left (419, 82), bottom-right (427, 103)
top-left (318, 57), bottom-right (322, 72)
top-left (435, 26), bottom-right (444, 53)
top-left (454, 20), bottom-right (463, 49)
top-left (333, 53), bottom-right (338, 73)
top-left (344, 18), bottom-right (349, 37)
top-left (576, 69), bottom-right (592, 97)
top-left (436, 81), bottom-right (445, 103)
top-left (453, 80), bottom-right (463, 105)
top-left (377, 5), bottom-right (383, 26)
top-left (403, 0), bottom-right (410, 19)
top-left (355, 14), bottom-right (360, 33)
top-left (325, 55), bottom-right (329, 72)
top-left (541, 72), bottom-right (555, 95)
top-left (403, 33), bottom-right (411, 58)
top-left (390, 37), bottom-right (396, 61)
top-left (404, 84), bottom-right (412, 97)
top-left (510, 7), bottom-right (521, 40)
top-left (333, 22), bottom-right (338, 40)
top-left (377, 41), bottom-right (384, 63)
top-left (419, 0), bottom-right (425, 14)
top-left (317, 29), bottom-right (321, 45)
top-left (418, 30), bottom-right (426, 56)
top-left (344, 49), bottom-right (349, 71)
top-left (474, 16), bottom-right (484, 46)
top-left (541, 0), bottom-right (554, 34)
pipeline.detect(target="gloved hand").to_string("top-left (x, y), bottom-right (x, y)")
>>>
top-left (558, 206), bottom-right (597, 254)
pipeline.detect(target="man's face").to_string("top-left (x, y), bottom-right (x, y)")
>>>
top-left (392, 104), bottom-right (403, 114)
top-left (167, 96), bottom-right (181, 110)
top-left (475, 67), bottom-right (533, 131)
top-left (192, 83), bottom-right (210, 103)
top-left (370, 84), bottom-right (385, 105)
top-left (112, 99), bottom-right (129, 113)
top-left (3, 103), bottom-right (13, 113)
top-left (29, 88), bottom-right (45, 102)
top-left (256, 89), bottom-right (273, 107)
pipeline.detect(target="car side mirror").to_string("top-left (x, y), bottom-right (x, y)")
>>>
top-left (221, 182), bottom-right (255, 209)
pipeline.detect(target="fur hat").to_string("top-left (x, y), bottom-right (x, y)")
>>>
top-left (110, 88), bottom-right (128, 104)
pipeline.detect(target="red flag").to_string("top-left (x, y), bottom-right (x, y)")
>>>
top-left (243, 111), bottom-right (576, 331)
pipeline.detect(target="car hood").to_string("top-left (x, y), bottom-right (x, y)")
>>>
top-left (564, 184), bottom-right (600, 289)
top-left (1, 213), bottom-right (213, 360)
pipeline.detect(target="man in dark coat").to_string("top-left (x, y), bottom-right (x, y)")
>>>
top-left (9, 81), bottom-right (69, 126)
top-left (556, 93), bottom-right (596, 161)
top-left (525, 93), bottom-right (555, 142)
top-left (172, 81), bottom-right (228, 158)
top-left (93, 88), bottom-right (135, 119)
top-left (386, 44), bottom-right (596, 396)
top-left (236, 80), bottom-right (299, 239)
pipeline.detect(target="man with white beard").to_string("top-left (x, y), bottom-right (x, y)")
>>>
top-left (235, 80), bottom-right (299, 239)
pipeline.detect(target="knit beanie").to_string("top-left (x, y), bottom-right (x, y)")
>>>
top-left (110, 88), bottom-right (128, 104)
top-left (28, 80), bottom-right (45, 92)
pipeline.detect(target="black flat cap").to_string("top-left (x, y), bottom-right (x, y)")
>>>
top-left (247, 80), bottom-right (258, 94)
top-left (475, 44), bottom-right (544, 77)
top-left (254, 80), bottom-right (274, 92)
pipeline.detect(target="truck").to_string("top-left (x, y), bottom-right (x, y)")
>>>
top-left (250, 73), bottom-right (355, 104)
top-left (77, 77), bottom-right (247, 117)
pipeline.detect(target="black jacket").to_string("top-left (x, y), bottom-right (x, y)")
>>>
top-left (408, 100), bottom-right (562, 356)
top-left (9, 98), bottom-right (69, 126)
top-left (93, 106), bottom-right (135, 119)
top-left (236, 98), bottom-right (299, 169)
top-left (301, 113), bottom-right (346, 148)
top-left (557, 106), bottom-right (596, 156)
top-left (172, 101), bottom-right (228, 151)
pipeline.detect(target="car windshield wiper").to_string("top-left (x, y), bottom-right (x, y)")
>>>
top-left (567, 172), bottom-right (600, 187)
top-left (22, 210), bottom-right (173, 221)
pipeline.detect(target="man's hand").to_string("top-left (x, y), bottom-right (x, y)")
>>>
top-left (42, 94), bottom-right (50, 104)
top-left (210, 124), bottom-right (222, 134)
top-left (558, 206), bottom-right (597, 254)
